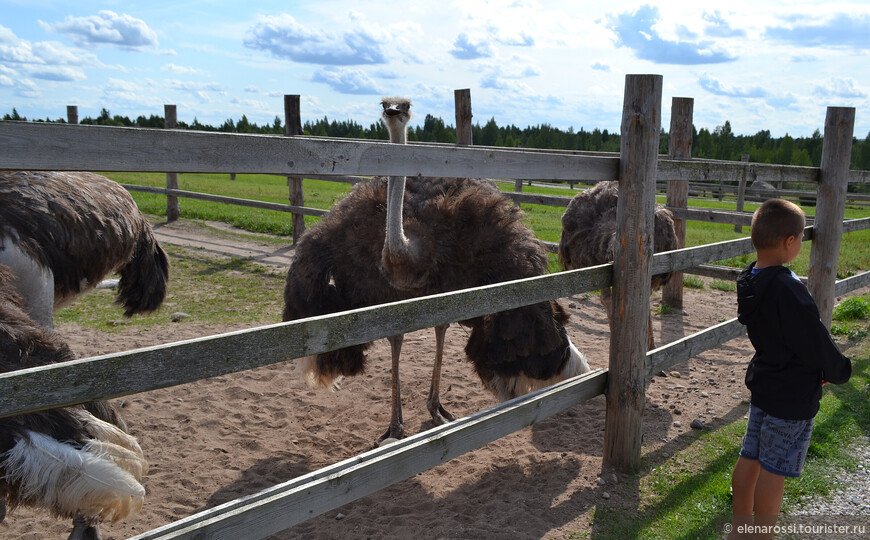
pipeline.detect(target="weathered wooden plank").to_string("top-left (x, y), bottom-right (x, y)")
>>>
top-left (657, 158), bottom-right (820, 185)
top-left (809, 107), bottom-right (855, 328)
top-left (663, 97), bottom-right (693, 309)
top-left (835, 271), bottom-right (870, 296)
top-left (285, 95), bottom-right (306, 243)
top-left (130, 368), bottom-right (608, 540)
top-left (604, 74), bottom-right (661, 473)
top-left (0, 264), bottom-right (612, 418)
top-left (121, 185), bottom-right (329, 217)
top-left (502, 191), bottom-right (572, 207)
top-left (646, 318), bottom-right (746, 377)
top-left (0, 121), bottom-right (619, 181)
top-left (668, 207), bottom-right (755, 227)
top-left (164, 105), bottom-right (180, 222)
top-left (455, 89), bottom-right (473, 145)
top-left (650, 236), bottom-right (755, 275)
top-left (842, 216), bottom-right (870, 233)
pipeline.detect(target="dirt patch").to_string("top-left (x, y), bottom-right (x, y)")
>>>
top-left (2, 219), bottom-right (862, 539)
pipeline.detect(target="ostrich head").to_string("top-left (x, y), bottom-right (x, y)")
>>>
top-left (380, 97), bottom-right (412, 144)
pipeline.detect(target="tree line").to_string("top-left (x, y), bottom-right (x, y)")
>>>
top-left (4, 107), bottom-right (870, 171)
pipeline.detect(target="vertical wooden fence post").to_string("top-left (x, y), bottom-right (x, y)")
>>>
top-left (734, 154), bottom-right (750, 233)
top-left (66, 105), bottom-right (78, 125)
top-left (808, 107), bottom-right (855, 328)
top-left (454, 89), bottom-right (472, 146)
top-left (663, 97), bottom-right (692, 310)
top-left (603, 74), bottom-right (662, 473)
top-left (164, 104), bottom-right (180, 222)
top-left (285, 95), bottom-right (305, 244)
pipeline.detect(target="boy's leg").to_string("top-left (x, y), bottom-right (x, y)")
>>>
top-left (729, 456), bottom-right (760, 539)
top-left (753, 468), bottom-right (786, 539)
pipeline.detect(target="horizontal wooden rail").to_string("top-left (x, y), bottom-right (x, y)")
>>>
top-left (835, 271), bottom-right (870, 296)
top-left (645, 318), bottom-right (745, 377)
top-left (0, 121), bottom-right (619, 181)
top-left (123, 184), bottom-right (329, 217)
top-left (3, 121), bottom-right (869, 185)
top-left (0, 264), bottom-right (612, 418)
top-left (130, 368), bottom-right (607, 539)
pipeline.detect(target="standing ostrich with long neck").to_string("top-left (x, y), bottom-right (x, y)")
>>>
top-left (0, 171), bottom-right (169, 328)
top-left (283, 97), bottom-right (589, 446)
top-left (558, 180), bottom-right (677, 349)
top-left (0, 265), bottom-right (147, 540)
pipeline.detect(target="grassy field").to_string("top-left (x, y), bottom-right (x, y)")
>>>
top-left (105, 172), bottom-right (870, 279)
top-left (82, 172), bottom-right (869, 539)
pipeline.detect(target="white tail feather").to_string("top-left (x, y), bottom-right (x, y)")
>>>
top-left (81, 440), bottom-right (148, 481)
top-left (71, 410), bottom-right (146, 468)
top-left (1, 431), bottom-right (145, 523)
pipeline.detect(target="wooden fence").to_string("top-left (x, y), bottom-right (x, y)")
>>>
top-left (1, 75), bottom-right (869, 539)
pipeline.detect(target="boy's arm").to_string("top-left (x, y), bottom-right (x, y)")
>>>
top-left (778, 280), bottom-right (852, 384)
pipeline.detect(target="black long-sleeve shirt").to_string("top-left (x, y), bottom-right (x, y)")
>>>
top-left (736, 262), bottom-right (851, 420)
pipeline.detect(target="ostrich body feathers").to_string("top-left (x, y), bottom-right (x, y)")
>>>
top-left (1, 430), bottom-right (145, 523)
top-left (284, 175), bottom-right (585, 395)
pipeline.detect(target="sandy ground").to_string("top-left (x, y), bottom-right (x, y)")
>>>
top-left (1, 219), bottom-right (861, 540)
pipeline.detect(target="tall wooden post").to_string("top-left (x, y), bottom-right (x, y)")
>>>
top-left (604, 74), bottom-right (662, 473)
top-left (663, 97), bottom-right (692, 309)
top-left (66, 105), bottom-right (78, 125)
top-left (285, 95), bottom-right (305, 244)
top-left (164, 104), bottom-right (180, 222)
top-left (808, 107), bottom-right (855, 328)
top-left (734, 154), bottom-right (750, 232)
top-left (454, 89), bottom-right (473, 146)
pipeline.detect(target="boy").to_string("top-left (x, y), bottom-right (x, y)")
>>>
top-left (728, 199), bottom-right (852, 539)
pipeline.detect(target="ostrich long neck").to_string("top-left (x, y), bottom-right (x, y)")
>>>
top-left (385, 122), bottom-right (411, 258)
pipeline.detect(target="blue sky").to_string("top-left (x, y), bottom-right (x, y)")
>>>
top-left (2, 1), bottom-right (869, 138)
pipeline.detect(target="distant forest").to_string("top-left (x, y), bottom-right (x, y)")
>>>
top-left (5, 107), bottom-right (870, 171)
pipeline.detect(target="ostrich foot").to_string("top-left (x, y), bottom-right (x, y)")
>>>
top-left (69, 515), bottom-right (101, 540)
top-left (427, 400), bottom-right (455, 425)
top-left (375, 423), bottom-right (404, 447)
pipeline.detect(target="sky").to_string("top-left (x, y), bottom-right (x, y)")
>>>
top-left (1, 1), bottom-right (869, 138)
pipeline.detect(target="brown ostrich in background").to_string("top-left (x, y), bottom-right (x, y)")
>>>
top-left (558, 180), bottom-right (678, 349)
top-left (0, 265), bottom-right (147, 540)
top-left (283, 97), bottom-right (590, 446)
top-left (0, 171), bottom-right (169, 328)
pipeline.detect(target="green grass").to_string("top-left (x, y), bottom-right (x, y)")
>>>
top-left (54, 243), bottom-right (285, 330)
top-left (683, 275), bottom-right (706, 289)
top-left (104, 173), bottom-right (870, 278)
top-left (710, 280), bottom-right (737, 292)
top-left (830, 295), bottom-right (870, 339)
top-left (583, 345), bottom-right (870, 539)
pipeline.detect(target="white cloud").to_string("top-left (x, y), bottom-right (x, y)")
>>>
top-left (244, 13), bottom-right (389, 65)
top-left (450, 33), bottom-right (495, 60)
top-left (163, 63), bottom-right (204, 75)
top-left (41, 10), bottom-right (158, 50)
top-left (311, 67), bottom-right (383, 94)
top-left (813, 78), bottom-right (867, 99)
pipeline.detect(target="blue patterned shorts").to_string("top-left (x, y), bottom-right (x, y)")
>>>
top-left (739, 404), bottom-right (814, 478)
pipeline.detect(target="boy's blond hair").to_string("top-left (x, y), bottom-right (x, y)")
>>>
top-left (750, 199), bottom-right (806, 250)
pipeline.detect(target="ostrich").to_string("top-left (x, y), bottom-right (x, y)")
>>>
top-left (0, 264), bottom-right (147, 540)
top-left (558, 180), bottom-right (678, 349)
top-left (284, 97), bottom-right (590, 446)
top-left (0, 171), bottom-right (169, 328)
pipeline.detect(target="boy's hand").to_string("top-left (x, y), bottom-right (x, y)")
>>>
top-left (821, 379), bottom-right (830, 386)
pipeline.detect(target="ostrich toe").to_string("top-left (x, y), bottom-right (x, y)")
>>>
top-left (375, 422), bottom-right (405, 447)
top-left (427, 398), bottom-right (455, 425)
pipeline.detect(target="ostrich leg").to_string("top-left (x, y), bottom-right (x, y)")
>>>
top-left (427, 324), bottom-right (455, 425)
top-left (376, 334), bottom-right (406, 446)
